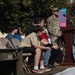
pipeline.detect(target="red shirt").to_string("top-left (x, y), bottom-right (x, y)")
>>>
top-left (40, 33), bottom-right (48, 41)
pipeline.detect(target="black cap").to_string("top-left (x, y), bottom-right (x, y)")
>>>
top-left (34, 17), bottom-right (43, 24)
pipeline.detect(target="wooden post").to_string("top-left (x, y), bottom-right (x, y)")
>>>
top-left (61, 25), bottom-right (75, 65)
top-left (16, 48), bottom-right (24, 75)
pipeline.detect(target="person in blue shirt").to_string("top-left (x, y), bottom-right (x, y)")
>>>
top-left (6, 25), bottom-right (18, 48)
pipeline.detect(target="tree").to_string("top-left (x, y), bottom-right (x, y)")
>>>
top-left (0, 0), bottom-right (75, 33)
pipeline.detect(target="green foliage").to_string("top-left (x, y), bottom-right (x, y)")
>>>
top-left (0, 0), bottom-right (75, 33)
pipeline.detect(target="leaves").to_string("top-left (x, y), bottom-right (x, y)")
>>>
top-left (0, 0), bottom-right (75, 33)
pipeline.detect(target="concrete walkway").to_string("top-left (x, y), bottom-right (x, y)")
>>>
top-left (24, 66), bottom-right (73, 75)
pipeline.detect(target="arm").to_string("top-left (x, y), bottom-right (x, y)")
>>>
top-left (30, 33), bottom-right (50, 50)
top-left (34, 44), bottom-right (51, 50)
top-left (55, 25), bottom-right (62, 37)
top-left (47, 18), bottom-right (56, 37)
top-left (40, 39), bottom-right (58, 49)
top-left (43, 28), bottom-right (50, 38)
top-left (47, 18), bottom-right (62, 37)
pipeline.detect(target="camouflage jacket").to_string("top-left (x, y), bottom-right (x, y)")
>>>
top-left (47, 15), bottom-right (62, 37)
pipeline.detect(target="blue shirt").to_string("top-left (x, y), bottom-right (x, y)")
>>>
top-left (6, 33), bottom-right (15, 48)
top-left (14, 34), bottom-right (22, 42)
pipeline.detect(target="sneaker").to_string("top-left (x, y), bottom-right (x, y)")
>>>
top-left (53, 62), bottom-right (60, 67)
top-left (45, 65), bottom-right (55, 68)
top-left (48, 64), bottom-right (56, 68)
top-left (44, 65), bottom-right (50, 68)
top-left (32, 69), bottom-right (44, 73)
top-left (41, 67), bottom-right (51, 72)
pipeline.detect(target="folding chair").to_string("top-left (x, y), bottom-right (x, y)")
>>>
top-left (0, 38), bottom-right (16, 58)
top-left (12, 38), bottom-right (33, 73)
top-left (0, 38), bottom-right (14, 49)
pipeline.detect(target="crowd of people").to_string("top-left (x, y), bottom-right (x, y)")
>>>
top-left (5, 7), bottom-right (64, 74)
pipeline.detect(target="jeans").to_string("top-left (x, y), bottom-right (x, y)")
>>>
top-left (44, 50), bottom-right (51, 66)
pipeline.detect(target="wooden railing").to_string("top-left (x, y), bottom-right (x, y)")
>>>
top-left (0, 48), bottom-right (23, 75)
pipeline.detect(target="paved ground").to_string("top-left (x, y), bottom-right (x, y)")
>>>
top-left (24, 66), bottom-right (74, 75)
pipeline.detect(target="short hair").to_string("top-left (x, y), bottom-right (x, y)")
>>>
top-left (34, 26), bottom-right (43, 33)
top-left (9, 25), bottom-right (18, 32)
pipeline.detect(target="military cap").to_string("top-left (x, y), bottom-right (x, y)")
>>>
top-left (52, 7), bottom-right (59, 12)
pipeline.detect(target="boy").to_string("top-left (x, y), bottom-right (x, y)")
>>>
top-left (6, 25), bottom-right (18, 48)
top-left (19, 26), bottom-right (51, 73)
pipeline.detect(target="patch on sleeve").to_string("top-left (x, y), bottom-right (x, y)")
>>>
top-left (48, 21), bottom-right (50, 24)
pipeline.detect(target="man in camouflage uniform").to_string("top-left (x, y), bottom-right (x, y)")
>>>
top-left (47, 7), bottom-right (63, 66)
top-left (47, 7), bottom-right (62, 46)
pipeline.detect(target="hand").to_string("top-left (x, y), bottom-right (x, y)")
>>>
top-left (46, 47), bottom-right (51, 50)
top-left (42, 30), bottom-right (47, 33)
top-left (52, 45), bottom-right (59, 50)
top-left (56, 34), bottom-right (62, 37)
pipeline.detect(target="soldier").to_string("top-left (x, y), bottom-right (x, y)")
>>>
top-left (47, 7), bottom-right (62, 46)
top-left (47, 7), bottom-right (63, 66)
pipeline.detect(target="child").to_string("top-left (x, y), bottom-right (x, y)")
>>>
top-left (6, 25), bottom-right (18, 48)
top-left (19, 26), bottom-right (51, 73)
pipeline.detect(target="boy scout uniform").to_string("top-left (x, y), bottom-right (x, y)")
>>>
top-left (47, 13), bottom-right (62, 46)
top-left (19, 32), bottom-right (40, 47)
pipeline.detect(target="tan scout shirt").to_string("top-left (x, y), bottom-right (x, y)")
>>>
top-left (19, 32), bottom-right (40, 47)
